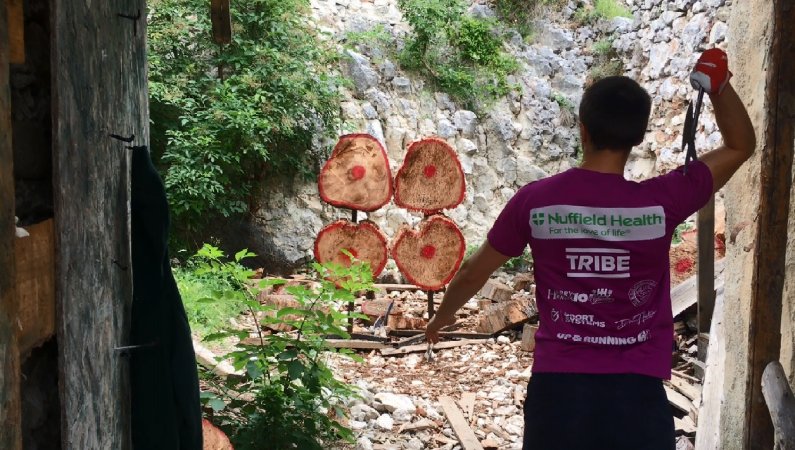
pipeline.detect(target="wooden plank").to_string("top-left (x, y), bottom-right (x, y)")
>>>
top-left (762, 361), bottom-right (795, 449)
top-left (671, 258), bottom-right (725, 317)
top-left (695, 284), bottom-right (726, 449)
top-left (675, 416), bottom-right (697, 434)
top-left (460, 392), bottom-right (476, 421)
top-left (697, 196), bottom-right (715, 334)
top-left (665, 386), bottom-right (695, 415)
top-left (0, 1), bottom-right (23, 446)
top-left (52, 0), bottom-right (147, 448)
top-left (669, 374), bottom-right (702, 402)
top-left (7, 0), bottom-right (23, 64)
top-left (380, 339), bottom-right (481, 356)
top-left (326, 339), bottom-right (387, 350)
top-left (193, 340), bottom-right (238, 378)
top-left (746, 2), bottom-right (795, 448)
top-left (438, 396), bottom-right (485, 450)
top-left (14, 219), bottom-right (56, 355)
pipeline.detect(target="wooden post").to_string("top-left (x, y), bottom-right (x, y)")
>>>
top-left (52, 0), bottom-right (146, 447)
top-left (0, 2), bottom-right (23, 447)
top-left (697, 196), bottom-right (715, 335)
top-left (745, 1), bottom-right (795, 448)
top-left (762, 362), bottom-right (795, 450)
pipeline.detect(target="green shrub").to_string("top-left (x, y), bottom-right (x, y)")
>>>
top-left (148, 0), bottom-right (342, 235)
top-left (504, 249), bottom-right (533, 272)
top-left (595, 0), bottom-right (632, 20)
top-left (588, 38), bottom-right (624, 83)
top-left (493, 0), bottom-right (566, 37)
top-left (396, 0), bottom-right (519, 109)
top-left (174, 265), bottom-right (245, 338)
top-left (552, 91), bottom-right (574, 110)
top-left (575, 0), bottom-right (632, 24)
top-left (190, 244), bottom-right (369, 449)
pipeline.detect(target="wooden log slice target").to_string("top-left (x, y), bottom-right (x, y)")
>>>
top-left (391, 215), bottom-right (466, 291)
top-left (314, 220), bottom-right (388, 279)
top-left (318, 134), bottom-right (393, 212)
top-left (394, 137), bottom-right (466, 214)
top-left (202, 418), bottom-right (234, 449)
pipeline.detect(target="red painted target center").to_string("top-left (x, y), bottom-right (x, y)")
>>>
top-left (423, 164), bottom-right (437, 178)
top-left (350, 165), bottom-right (366, 180)
top-left (420, 245), bottom-right (436, 259)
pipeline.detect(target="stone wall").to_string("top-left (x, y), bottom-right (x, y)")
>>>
top-left (239, 0), bottom-right (730, 272)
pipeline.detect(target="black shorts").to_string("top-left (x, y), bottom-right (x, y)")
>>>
top-left (523, 373), bottom-right (675, 450)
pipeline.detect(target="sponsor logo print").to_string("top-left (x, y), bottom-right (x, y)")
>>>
top-left (628, 280), bottom-right (657, 307)
top-left (556, 329), bottom-right (651, 346)
top-left (547, 288), bottom-right (615, 305)
top-left (615, 310), bottom-right (657, 330)
top-left (563, 312), bottom-right (606, 328)
top-left (565, 248), bottom-right (630, 279)
top-left (530, 205), bottom-right (666, 241)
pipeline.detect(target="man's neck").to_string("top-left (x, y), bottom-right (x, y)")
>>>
top-left (579, 148), bottom-right (629, 175)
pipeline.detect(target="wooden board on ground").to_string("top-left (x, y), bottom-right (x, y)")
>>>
top-left (761, 361), bottom-right (795, 449)
top-left (671, 258), bottom-right (725, 317)
top-left (479, 279), bottom-right (513, 302)
top-left (460, 392), bottom-right (476, 421)
top-left (477, 297), bottom-right (537, 334)
top-left (380, 339), bottom-right (481, 356)
top-left (668, 374), bottom-right (702, 402)
top-left (326, 339), bottom-right (388, 350)
top-left (439, 396), bottom-right (485, 450)
top-left (193, 339), bottom-right (238, 378)
top-left (665, 386), bottom-right (695, 416)
top-left (675, 416), bottom-right (697, 434)
top-left (521, 323), bottom-right (538, 352)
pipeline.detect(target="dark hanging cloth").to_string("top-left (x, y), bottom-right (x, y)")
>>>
top-left (129, 146), bottom-right (202, 449)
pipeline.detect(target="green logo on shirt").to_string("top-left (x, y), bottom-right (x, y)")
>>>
top-left (532, 213), bottom-right (545, 225)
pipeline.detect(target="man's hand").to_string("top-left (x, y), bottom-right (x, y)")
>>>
top-left (690, 48), bottom-right (732, 95)
top-left (425, 313), bottom-right (457, 344)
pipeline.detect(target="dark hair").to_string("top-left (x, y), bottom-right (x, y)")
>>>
top-left (578, 76), bottom-right (651, 152)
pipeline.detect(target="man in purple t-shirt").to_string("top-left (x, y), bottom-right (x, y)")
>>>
top-left (425, 49), bottom-right (755, 449)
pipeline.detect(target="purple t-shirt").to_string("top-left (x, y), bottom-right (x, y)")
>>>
top-left (487, 161), bottom-right (713, 379)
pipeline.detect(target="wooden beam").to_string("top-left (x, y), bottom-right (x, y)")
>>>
top-left (697, 196), bottom-right (715, 334)
top-left (380, 339), bottom-right (481, 356)
top-left (438, 396), bottom-right (484, 450)
top-left (52, 0), bottom-right (147, 447)
top-left (0, 1), bottom-right (22, 447)
top-left (745, 1), bottom-right (795, 448)
top-left (761, 361), bottom-right (795, 449)
top-left (7, 0), bottom-right (23, 64)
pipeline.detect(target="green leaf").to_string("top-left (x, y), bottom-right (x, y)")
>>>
top-left (208, 398), bottom-right (226, 412)
top-left (287, 360), bottom-right (305, 380)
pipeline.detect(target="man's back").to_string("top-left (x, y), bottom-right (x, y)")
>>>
top-left (488, 162), bottom-right (713, 378)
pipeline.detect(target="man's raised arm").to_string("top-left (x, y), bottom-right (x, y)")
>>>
top-left (692, 49), bottom-right (757, 193)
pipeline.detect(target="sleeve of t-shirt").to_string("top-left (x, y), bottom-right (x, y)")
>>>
top-left (645, 160), bottom-right (714, 224)
top-left (486, 187), bottom-right (532, 258)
